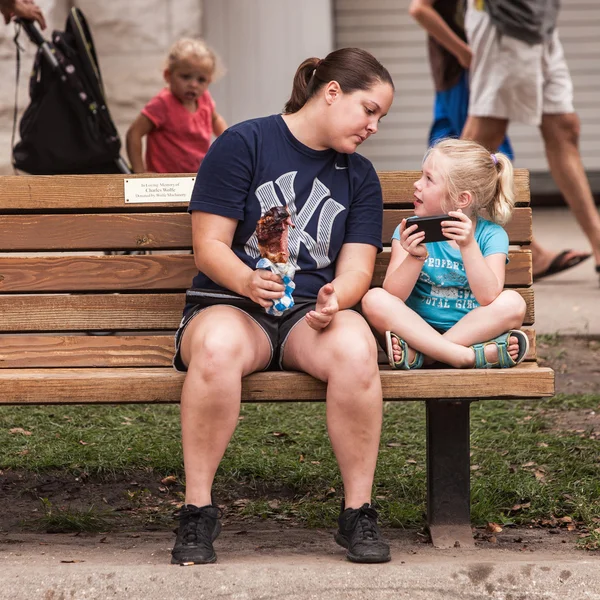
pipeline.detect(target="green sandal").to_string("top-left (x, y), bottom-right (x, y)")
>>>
top-left (470, 330), bottom-right (529, 369)
top-left (385, 331), bottom-right (424, 370)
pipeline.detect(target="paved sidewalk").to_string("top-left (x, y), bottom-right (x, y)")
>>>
top-left (1, 530), bottom-right (600, 600)
top-left (533, 207), bottom-right (599, 335)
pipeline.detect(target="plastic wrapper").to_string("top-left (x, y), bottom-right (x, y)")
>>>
top-left (256, 258), bottom-right (296, 316)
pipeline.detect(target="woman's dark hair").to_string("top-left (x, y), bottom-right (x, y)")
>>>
top-left (283, 47), bottom-right (394, 114)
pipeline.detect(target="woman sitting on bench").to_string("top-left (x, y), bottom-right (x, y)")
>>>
top-left (171, 47), bottom-right (395, 565)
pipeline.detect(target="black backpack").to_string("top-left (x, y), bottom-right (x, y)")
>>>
top-left (12, 8), bottom-right (129, 175)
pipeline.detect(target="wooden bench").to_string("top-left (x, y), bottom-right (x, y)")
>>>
top-left (0, 171), bottom-right (554, 548)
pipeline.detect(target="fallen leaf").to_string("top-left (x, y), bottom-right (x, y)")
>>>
top-left (272, 432), bottom-right (286, 437)
top-left (522, 461), bottom-right (536, 468)
top-left (268, 500), bottom-right (280, 510)
top-left (470, 465), bottom-right (480, 471)
top-left (79, 440), bottom-right (88, 445)
top-left (310, 461), bottom-right (320, 465)
top-left (298, 454), bottom-right (304, 463)
top-left (406, 459), bottom-right (417, 464)
top-left (537, 442), bottom-right (549, 448)
top-left (161, 475), bottom-right (177, 486)
top-left (9, 428), bottom-right (32, 436)
top-left (486, 522), bottom-right (503, 533)
top-left (559, 516), bottom-right (573, 523)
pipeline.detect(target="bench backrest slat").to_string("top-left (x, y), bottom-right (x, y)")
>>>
top-left (0, 171), bottom-right (531, 211)
top-left (0, 208), bottom-right (532, 251)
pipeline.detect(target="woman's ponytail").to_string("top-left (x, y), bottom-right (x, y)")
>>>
top-left (283, 57), bottom-right (320, 114)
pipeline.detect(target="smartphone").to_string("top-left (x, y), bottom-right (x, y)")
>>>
top-left (405, 214), bottom-right (459, 243)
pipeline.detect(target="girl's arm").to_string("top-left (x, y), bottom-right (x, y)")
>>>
top-left (409, 0), bottom-right (472, 68)
top-left (191, 211), bottom-right (284, 308)
top-left (126, 114), bottom-right (155, 173)
top-left (382, 219), bottom-right (427, 300)
top-left (442, 211), bottom-right (505, 304)
top-left (212, 111), bottom-right (228, 137)
top-left (461, 246), bottom-right (506, 304)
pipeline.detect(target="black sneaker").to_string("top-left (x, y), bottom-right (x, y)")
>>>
top-left (334, 501), bottom-right (391, 563)
top-left (171, 504), bottom-right (222, 565)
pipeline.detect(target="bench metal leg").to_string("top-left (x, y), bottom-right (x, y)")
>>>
top-left (426, 399), bottom-right (475, 548)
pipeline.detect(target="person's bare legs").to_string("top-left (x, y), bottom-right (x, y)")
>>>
top-left (179, 306), bottom-right (272, 507)
top-left (362, 288), bottom-right (526, 367)
top-left (540, 113), bottom-right (600, 266)
top-left (282, 310), bottom-right (382, 509)
top-left (462, 115), bottom-right (591, 277)
top-left (461, 115), bottom-right (508, 154)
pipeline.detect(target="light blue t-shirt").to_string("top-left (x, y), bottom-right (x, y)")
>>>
top-left (392, 217), bottom-right (509, 331)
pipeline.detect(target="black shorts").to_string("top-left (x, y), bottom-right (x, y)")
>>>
top-left (172, 289), bottom-right (315, 372)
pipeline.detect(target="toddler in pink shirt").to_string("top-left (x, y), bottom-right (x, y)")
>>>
top-left (126, 38), bottom-right (227, 173)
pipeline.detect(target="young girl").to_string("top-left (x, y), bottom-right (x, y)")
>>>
top-left (362, 138), bottom-right (528, 370)
top-left (126, 38), bottom-right (227, 173)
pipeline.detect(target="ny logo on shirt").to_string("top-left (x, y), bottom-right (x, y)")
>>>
top-left (244, 171), bottom-right (345, 270)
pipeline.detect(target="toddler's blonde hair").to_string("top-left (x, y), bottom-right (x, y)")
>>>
top-left (425, 138), bottom-right (515, 226)
top-left (165, 38), bottom-right (224, 79)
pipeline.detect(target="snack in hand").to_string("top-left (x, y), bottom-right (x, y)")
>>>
top-left (256, 206), bottom-right (294, 264)
top-left (255, 206), bottom-right (296, 316)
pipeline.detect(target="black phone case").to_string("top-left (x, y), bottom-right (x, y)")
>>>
top-left (405, 215), bottom-right (459, 243)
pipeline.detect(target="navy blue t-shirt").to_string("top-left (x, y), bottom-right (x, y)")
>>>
top-left (188, 114), bottom-right (383, 299)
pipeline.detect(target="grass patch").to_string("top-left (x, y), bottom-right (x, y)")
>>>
top-left (1, 397), bottom-right (599, 546)
top-left (33, 498), bottom-right (111, 533)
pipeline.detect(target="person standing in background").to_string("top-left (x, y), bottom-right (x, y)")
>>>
top-left (462, 0), bottom-right (598, 282)
top-left (409, 0), bottom-right (513, 157)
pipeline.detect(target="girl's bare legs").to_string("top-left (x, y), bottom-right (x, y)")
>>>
top-left (362, 288), bottom-right (526, 367)
top-left (179, 306), bottom-right (272, 507)
top-left (282, 310), bottom-right (382, 508)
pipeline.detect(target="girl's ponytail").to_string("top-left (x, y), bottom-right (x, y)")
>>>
top-left (488, 153), bottom-right (515, 226)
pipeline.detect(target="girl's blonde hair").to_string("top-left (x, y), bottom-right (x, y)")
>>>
top-left (166, 38), bottom-right (224, 79)
top-left (426, 138), bottom-right (515, 226)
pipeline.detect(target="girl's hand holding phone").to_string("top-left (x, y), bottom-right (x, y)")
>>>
top-left (441, 210), bottom-right (475, 248)
top-left (400, 218), bottom-right (428, 260)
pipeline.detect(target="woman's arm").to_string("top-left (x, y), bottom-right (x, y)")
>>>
top-left (331, 242), bottom-right (378, 309)
top-left (304, 242), bottom-right (376, 331)
top-left (409, 0), bottom-right (472, 68)
top-left (191, 211), bottom-right (284, 308)
top-left (126, 114), bottom-right (155, 173)
top-left (212, 111), bottom-right (228, 137)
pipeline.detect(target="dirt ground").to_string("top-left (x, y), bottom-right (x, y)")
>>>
top-left (0, 336), bottom-right (598, 554)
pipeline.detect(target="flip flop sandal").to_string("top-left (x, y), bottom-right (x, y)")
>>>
top-left (533, 250), bottom-right (591, 282)
top-left (385, 331), bottom-right (424, 370)
top-left (470, 329), bottom-right (529, 369)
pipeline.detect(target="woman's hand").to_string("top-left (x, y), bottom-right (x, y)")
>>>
top-left (305, 283), bottom-right (339, 331)
top-left (242, 269), bottom-right (285, 308)
top-left (400, 218), bottom-right (428, 259)
top-left (442, 210), bottom-right (475, 248)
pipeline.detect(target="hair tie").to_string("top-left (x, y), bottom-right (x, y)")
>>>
top-left (316, 59), bottom-right (323, 68)
top-left (491, 153), bottom-right (498, 165)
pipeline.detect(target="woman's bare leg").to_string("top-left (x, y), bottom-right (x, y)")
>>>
top-left (282, 310), bottom-right (382, 508)
top-left (179, 306), bottom-right (272, 507)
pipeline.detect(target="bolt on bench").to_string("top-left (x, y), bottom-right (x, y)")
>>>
top-left (0, 171), bottom-right (554, 548)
